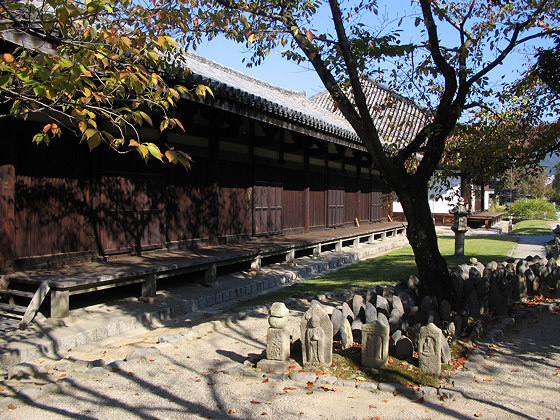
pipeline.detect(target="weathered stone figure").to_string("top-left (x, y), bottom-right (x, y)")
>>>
top-left (257, 302), bottom-right (291, 371)
top-left (300, 304), bottom-right (333, 369)
top-left (266, 302), bottom-right (290, 361)
top-left (361, 321), bottom-right (389, 368)
top-left (418, 323), bottom-right (442, 375)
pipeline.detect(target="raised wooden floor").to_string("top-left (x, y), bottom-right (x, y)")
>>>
top-left (1, 222), bottom-right (407, 324)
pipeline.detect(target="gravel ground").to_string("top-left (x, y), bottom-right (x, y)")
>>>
top-left (1, 300), bottom-right (559, 420)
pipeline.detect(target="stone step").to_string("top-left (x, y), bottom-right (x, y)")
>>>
top-left (0, 301), bottom-right (27, 316)
top-left (0, 289), bottom-right (34, 299)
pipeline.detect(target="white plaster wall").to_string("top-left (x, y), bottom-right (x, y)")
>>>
top-left (393, 176), bottom-right (461, 214)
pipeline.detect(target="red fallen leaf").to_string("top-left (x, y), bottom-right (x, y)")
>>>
top-left (262, 378), bottom-right (269, 383)
top-left (553, 372), bottom-right (558, 376)
top-left (382, 399), bottom-right (389, 403)
top-left (457, 358), bottom-right (467, 364)
top-left (111, 368), bottom-right (121, 372)
top-left (250, 400), bottom-right (262, 404)
top-left (315, 371), bottom-right (324, 375)
top-left (7, 404), bottom-right (17, 410)
top-left (305, 381), bottom-right (313, 388)
top-left (354, 366), bottom-right (360, 370)
top-left (60, 373), bottom-right (67, 377)
top-left (266, 370), bottom-right (273, 374)
top-left (261, 412), bottom-right (267, 416)
top-left (511, 369), bottom-right (519, 372)
top-left (228, 409), bottom-right (236, 414)
top-left (369, 404), bottom-right (377, 408)
top-left (299, 412), bottom-right (304, 415)
top-left (306, 391), bottom-right (313, 395)
top-left (393, 391), bottom-right (399, 396)
top-left (474, 412), bottom-right (482, 417)
top-left (483, 378), bottom-right (493, 382)
top-left (372, 417), bottom-right (381, 420)
top-left (556, 368), bottom-right (560, 370)
top-left (388, 358), bottom-right (394, 364)
top-left (68, 349), bottom-right (72, 352)
top-left (299, 370), bottom-right (306, 373)
top-left (149, 359), bottom-right (155, 362)
top-left (413, 397), bottom-right (424, 403)
top-left (289, 365), bottom-right (296, 369)
top-left (345, 357), bottom-right (351, 361)
top-left (331, 363), bottom-right (336, 367)
top-left (283, 387), bottom-right (296, 391)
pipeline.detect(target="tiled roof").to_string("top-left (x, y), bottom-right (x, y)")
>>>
top-left (179, 51), bottom-right (361, 146)
top-left (311, 79), bottom-right (427, 146)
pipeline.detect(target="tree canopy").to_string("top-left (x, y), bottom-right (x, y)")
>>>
top-left (0, 0), bottom-right (207, 167)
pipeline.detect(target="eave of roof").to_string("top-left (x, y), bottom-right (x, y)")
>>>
top-left (178, 51), bottom-right (364, 149)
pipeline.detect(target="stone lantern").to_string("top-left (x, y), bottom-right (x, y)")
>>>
top-left (450, 198), bottom-right (469, 256)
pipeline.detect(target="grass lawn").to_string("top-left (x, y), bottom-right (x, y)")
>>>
top-left (238, 235), bottom-right (519, 307)
top-left (512, 219), bottom-right (554, 235)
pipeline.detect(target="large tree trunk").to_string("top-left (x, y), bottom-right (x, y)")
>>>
top-left (396, 182), bottom-right (455, 306)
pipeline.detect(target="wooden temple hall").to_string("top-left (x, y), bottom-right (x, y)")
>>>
top-left (0, 51), bottom-right (407, 327)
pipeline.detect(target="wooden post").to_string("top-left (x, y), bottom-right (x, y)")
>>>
top-left (313, 244), bottom-right (321, 258)
top-left (285, 248), bottom-right (295, 264)
top-left (140, 274), bottom-right (157, 303)
top-left (51, 290), bottom-right (70, 319)
top-left (251, 255), bottom-right (262, 272)
top-left (203, 263), bottom-right (217, 286)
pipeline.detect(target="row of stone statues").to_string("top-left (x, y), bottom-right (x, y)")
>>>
top-left (258, 301), bottom-right (443, 375)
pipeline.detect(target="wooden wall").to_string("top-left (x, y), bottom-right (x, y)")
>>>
top-left (2, 107), bottom-right (392, 270)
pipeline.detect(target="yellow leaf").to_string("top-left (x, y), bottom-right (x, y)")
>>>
top-left (129, 139), bottom-right (141, 148)
top-left (247, 33), bottom-right (258, 44)
top-left (120, 36), bottom-right (132, 48)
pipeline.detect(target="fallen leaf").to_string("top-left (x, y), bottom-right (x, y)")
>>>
top-left (474, 412), bottom-right (482, 417)
top-left (348, 395), bottom-right (358, 399)
top-left (388, 358), bottom-right (394, 364)
top-left (553, 372), bottom-right (558, 376)
top-left (483, 378), bottom-right (493, 382)
top-left (382, 399), bottom-right (389, 403)
top-left (250, 400), bottom-right (261, 404)
top-left (228, 409), bottom-right (236, 414)
top-left (306, 391), bottom-right (313, 395)
top-left (511, 369), bottom-right (519, 372)
top-left (413, 397), bottom-right (424, 403)
top-left (368, 404), bottom-right (377, 408)
top-left (262, 378), bottom-right (269, 383)
top-left (289, 365), bottom-right (296, 369)
top-left (261, 412), bottom-right (267, 416)
top-left (393, 391), bottom-right (399, 396)
top-left (7, 404), bottom-right (17, 410)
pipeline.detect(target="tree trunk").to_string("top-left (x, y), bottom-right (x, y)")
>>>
top-left (396, 182), bottom-right (455, 306)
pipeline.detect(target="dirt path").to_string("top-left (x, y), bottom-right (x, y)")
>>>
top-left (1, 304), bottom-right (559, 420)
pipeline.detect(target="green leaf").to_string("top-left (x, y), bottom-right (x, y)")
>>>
top-left (146, 142), bottom-right (163, 161)
top-left (85, 128), bottom-right (102, 150)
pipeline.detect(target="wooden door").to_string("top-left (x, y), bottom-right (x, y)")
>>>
top-left (327, 188), bottom-right (344, 227)
top-left (253, 184), bottom-right (282, 236)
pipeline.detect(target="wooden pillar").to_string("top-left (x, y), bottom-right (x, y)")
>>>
top-left (141, 274), bottom-right (157, 302)
top-left (304, 142), bottom-right (310, 232)
top-left (51, 290), bottom-right (70, 319)
top-left (0, 164), bottom-right (15, 273)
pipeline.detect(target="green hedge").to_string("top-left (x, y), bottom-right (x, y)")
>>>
top-left (508, 198), bottom-right (556, 220)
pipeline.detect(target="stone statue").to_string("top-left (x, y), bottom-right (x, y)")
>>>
top-left (300, 303), bottom-right (333, 369)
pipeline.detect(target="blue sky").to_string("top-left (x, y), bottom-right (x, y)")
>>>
top-left (190, 2), bottom-right (553, 99)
